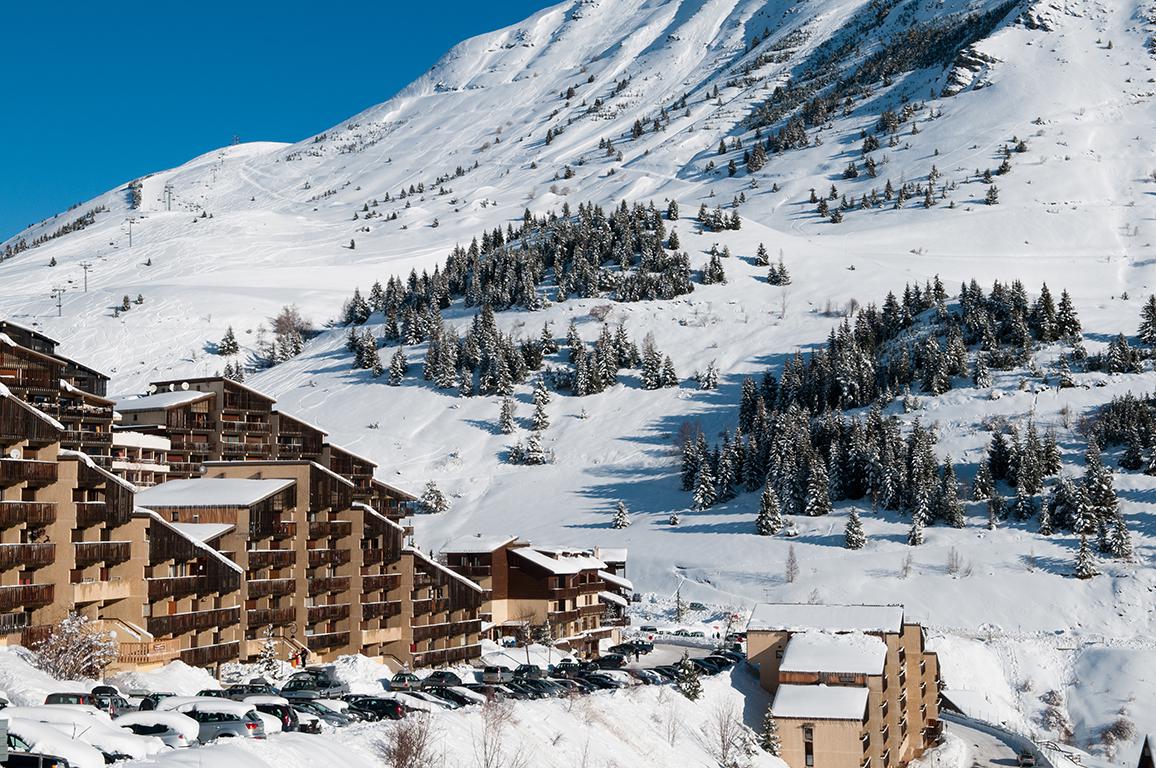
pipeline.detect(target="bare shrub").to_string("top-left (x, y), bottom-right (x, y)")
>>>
top-left (946, 547), bottom-right (963, 576)
top-left (374, 713), bottom-right (441, 768)
top-left (900, 552), bottom-right (914, 579)
top-left (473, 701), bottom-right (527, 768)
top-left (33, 612), bottom-right (116, 680)
top-left (589, 304), bottom-right (613, 321)
top-left (694, 701), bottom-right (761, 768)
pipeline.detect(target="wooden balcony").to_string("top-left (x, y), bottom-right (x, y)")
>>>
top-left (74, 501), bottom-right (109, 528)
top-left (247, 549), bottom-right (295, 570)
top-left (413, 643), bottom-right (480, 668)
top-left (0, 611), bottom-right (30, 635)
top-left (271, 521), bottom-right (297, 539)
top-left (149, 607), bottom-right (241, 638)
top-left (74, 541), bottom-right (131, 568)
top-left (0, 543), bottom-right (54, 569)
top-left (0, 584), bottom-right (54, 611)
top-left (361, 601), bottom-right (402, 621)
top-left (308, 520), bottom-right (352, 539)
top-left (306, 631), bottom-right (349, 651)
top-left (412, 618), bottom-right (481, 643)
top-left (0, 459), bottom-right (58, 488)
top-left (247, 607), bottom-right (296, 627)
top-left (21, 624), bottom-right (53, 648)
top-left (147, 575), bottom-right (208, 601)
top-left (308, 576), bottom-right (349, 596)
top-left (307, 603), bottom-right (349, 624)
top-left (307, 549), bottom-right (351, 568)
top-left (247, 578), bottom-right (295, 598)
top-left (362, 573), bottom-right (401, 594)
top-left (0, 501), bottom-right (55, 528)
top-left (118, 638), bottom-right (181, 666)
top-left (180, 641), bottom-right (240, 668)
top-left (361, 548), bottom-right (386, 565)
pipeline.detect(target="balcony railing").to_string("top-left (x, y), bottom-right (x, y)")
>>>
top-left (271, 521), bottom-right (297, 539)
top-left (0, 584), bottom-right (54, 612)
top-left (413, 643), bottom-right (480, 668)
top-left (118, 638), bottom-right (181, 666)
top-left (74, 501), bottom-right (109, 528)
top-left (362, 601), bottom-right (402, 621)
top-left (361, 548), bottom-right (385, 565)
top-left (307, 603), bottom-right (350, 624)
top-left (362, 573), bottom-right (401, 594)
top-left (306, 631), bottom-right (349, 651)
top-left (181, 641), bottom-right (241, 668)
top-left (308, 520), bottom-right (352, 539)
top-left (0, 543), bottom-right (55, 569)
top-left (308, 576), bottom-right (350, 596)
top-left (74, 541), bottom-right (131, 568)
top-left (150, 607), bottom-right (241, 638)
top-left (307, 549), bottom-right (351, 568)
top-left (147, 575), bottom-right (209, 601)
top-left (247, 578), bottom-right (296, 598)
top-left (0, 611), bottom-right (30, 635)
top-left (0, 459), bottom-right (58, 488)
top-left (247, 549), bottom-right (295, 570)
top-left (0, 501), bottom-right (55, 528)
top-left (247, 607), bottom-right (296, 627)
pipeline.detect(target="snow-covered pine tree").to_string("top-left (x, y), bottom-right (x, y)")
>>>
top-left (908, 495), bottom-right (927, 546)
top-left (388, 348), bottom-right (408, 386)
top-left (669, 511), bottom-right (681, 526)
top-left (675, 651), bottom-right (703, 700)
top-left (1139, 294), bottom-right (1156, 347)
top-left (612, 500), bottom-right (631, 529)
top-left (499, 397), bottom-right (516, 434)
top-left (693, 462), bottom-right (717, 510)
top-left (1073, 534), bottom-right (1098, 579)
top-left (844, 507), bottom-right (866, 549)
top-left (803, 460), bottom-right (832, 516)
top-left (940, 459), bottom-right (965, 528)
top-left (256, 626), bottom-right (279, 676)
top-left (761, 706), bottom-right (782, 756)
top-left (1106, 513), bottom-right (1133, 560)
top-left (973, 353), bottom-right (992, 387)
top-left (218, 326), bottom-right (240, 356)
top-left (972, 462), bottom-right (994, 501)
top-left (756, 479), bottom-right (783, 535)
top-left (531, 386), bottom-right (550, 431)
top-left (785, 545), bottom-right (799, 582)
top-left (660, 355), bottom-right (679, 388)
top-left (987, 493), bottom-right (1001, 530)
top-left (697, 360), bottom-right (720, 390)
top-left (755, 243), bottom-right (770, 267)
top-left (421, 480), bottom-right (450, 514)
top-left (1012, 487), bottom-right (1036, 521)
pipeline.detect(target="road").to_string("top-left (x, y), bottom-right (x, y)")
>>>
top-left (623, 641), bottom-right (712, 669)
top-left (948, 720), bottom-right (1024, 768)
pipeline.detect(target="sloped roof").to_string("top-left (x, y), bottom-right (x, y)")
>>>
top-left (137, 478), bottom-right (294, 507)
top-left (114, 390), bottom-right (214, 412)
top-left (771, 684), bottom-right (869, 721)
top-left (780, 632), bottom-right (887, 675)
top-left (597, 570), bottom-right (633, 591)
top-left (405, 547), bottom-right (483, 593)
top-left (170, 522), bottom-right (235, 543)
top-left (509, 547), bottom-right (605, 575)
top-left (441, 534), bottom-right (520, 554)
top-left (598, 591), bottom-right (629, 608)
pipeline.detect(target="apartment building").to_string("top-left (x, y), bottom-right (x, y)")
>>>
top-left (389, 547), bottom-right (483, 669)
top-left (442, 537), bottom-right (629, 657)
top-left (0, 323), bottom-right (114, 466)
top-left (747, 604), bottom-right (942, 768)
top-left (111, 431), bottom-right (171, 487)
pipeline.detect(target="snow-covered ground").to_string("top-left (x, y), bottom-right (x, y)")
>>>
top-left (2, 0), bottom-right (1156, 762)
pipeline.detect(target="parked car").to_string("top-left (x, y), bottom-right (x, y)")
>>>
top-left (225, 683), bottom-right (280, 701)
top-left (4, 718), bottom-right (105, 768)
top-left (282, 667), bottom-right (349, 697)
top-left (513, 665), bottom-right (543, 681)
top-left (41, 694), bottom-right (94, 707)
top-left (340, 695), bottom-right (404, 721)
top-left (155, 697), bottom-right (267, 742)
top-left (690, 658), bottom-right (723, 675)
top-left (420, 671), bottom-right (463, 689)
top-left (551, 661), bottom-right (583, 679)
top-left (638, 625), bottom-right (658, 634)
top-left (388, 673), bottom-right (421, 691)
top-left (421, 688), bottom-right (475, 708)
top-left (194, 689), bottom-right (231, 699)
top-left (0, 751), bottom-right (72, 768)
top-left (1018, 752), bottom-right (1037, 767)
top-left (5, 705), bottom-right (162, 760)
top-left (315, 699), bottom-right (367, 722)
top-left (581, 673), bottom-right (627, 689)
top-left (291, 699), bottom-right (352, 728)
top-left (136, 693), bottom-right (176, 711)
top-left (703, 654), bottom-right (736, 670)
top-left (625, 639), bottom-right (654, 654)
top-left (712, 649), bottom-right (745, 664)
top-left (242, 696), bottom-right (300, 732)
top-left (595, 654), bottom-right (626, 670)
top-left (114, 710), bottom-right (200, 748)
top-left (481, 666), bottom-right (514, 684)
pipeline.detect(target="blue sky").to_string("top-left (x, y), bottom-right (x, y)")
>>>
top-left (0, 1), bottom-right (554, 241)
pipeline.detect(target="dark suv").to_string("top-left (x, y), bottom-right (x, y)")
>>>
top-left (342, 695), bottom-right (405, 721)
top-left (282, 668), bottom-right (349, 697)
top-left (421, 671), bottom-right (463, 689)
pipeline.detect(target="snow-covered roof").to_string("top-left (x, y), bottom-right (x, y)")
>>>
top-left (780, 632), bottom-right (887, 675)
top-left (170, 522), bottom-right (234, 543)
top-left (510, 547), bottom-right (606, 575)
top-left (203, 459), bottom-right (354, 488)
top-left (137, 477), bottom-right (294, 507)
top-left (58, 449), bottom-right (138, 493)
top-left (353, 501), bottom-right (404, 532)
top-left (598, 570), bottom-right (633, 591)
top-left (405, 547), bottom-right (484, 593)
top-left (0, 383), bottom-right (66, 431)
top-left (111, 431), bottom-right (171, 450)
top-left (441, 534), bottom-right (520, 554)
top-left (273, 409), bottom-right (329, 435)
top-left (771, 684), bottom-right (869, 721)
top-left (594, 547), bottom-right (628, 564)
top-left (134, 508), bottom-right (243, 575)
top-left (598, 590), bottom-right (629, 608)
top-left (114, 390), bottom-right (213, 412)
top-left (747, 603), bottom-right (904, 634)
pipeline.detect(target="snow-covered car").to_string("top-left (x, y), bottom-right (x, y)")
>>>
top-left (154, 697), bottom-right (267, 742)
top-left (243, 695), bottom-right (300, 732)
top-left (3, 717), bottom-right (106, 768)
top-left (253, 710), bottom-right (283, 735)
top-left (481, 666), bottom-right (514, 684)
top-left (290, 699), bottom-right (352, 727)
top-left (114, 710), bottom-right (199, 748)
top-left (4, 705), bottom-right (165, 759)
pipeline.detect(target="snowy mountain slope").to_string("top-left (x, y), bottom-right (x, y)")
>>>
top-left (2, 0), bottom-right (1156, 758)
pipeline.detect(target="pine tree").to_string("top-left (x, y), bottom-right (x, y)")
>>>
top-left (761, 707), bottom-right (782, 756)
top-left (972, 462), bottom-right (994, 501)
top-left (369, 346), bottom-right (384, 378)
top-left (499, 397), bottom-right (516, 434)
top-left (908, 495), bottom-right (927, 546)
top-left (1106, 513), bottom-right (1133, 559)
top-left (218, 326), bottom-right (240, 356)
top-left (256, 626), bottom-right (279, 676)
top-left (388, 348), bottom-right (408, 386)
top-left (531, 382), bottom-right (550, 431)
top-left (421, 480), bottom-right (450, 514)
top-left (1139, 294), bottom-right (1156, 346)
top-left (844, 507), bottom-right (866, 549)
top-left (941, 460), bottom-right (965, 528)
top-left (693, 462), bottom-right (717, 510)
top-left (1073, 534), bottom-right (1098, 579)
top-left (1012, 487), bottom-right (1036, 521)
top-left (756, 479), bottom-right (783, 535)
top-left (755, 243), bottom-right (770, 267)
top-left (675, 651), bottom-right (703, 700)
top-left (785, 545), bottom-right (799, 583)
top-left (973, 353), bottom-right (992, 387)
top-left (612, 500), bottom-right (631, 529)
top-left (987, 493), bottom-right (1001, 530)
top-left (804, 461), bottom-right (832, 516)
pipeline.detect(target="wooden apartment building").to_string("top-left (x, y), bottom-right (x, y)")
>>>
top-left (747, 604), bottom-right (942, 768)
